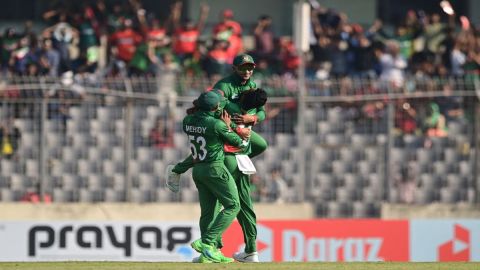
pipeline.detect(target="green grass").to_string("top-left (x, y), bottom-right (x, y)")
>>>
top-left (0, 262), bottom-right (479, 270)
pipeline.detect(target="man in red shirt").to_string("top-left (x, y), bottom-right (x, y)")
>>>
top-left (213, 9), bottom-right (243, 63)
top-left (171, 2), bottom-right (209, 62)
top-left (109, 18), bottom-right (143, 64)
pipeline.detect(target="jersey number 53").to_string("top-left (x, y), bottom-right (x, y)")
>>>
top-left (189, 135), bottom-right (207, 161)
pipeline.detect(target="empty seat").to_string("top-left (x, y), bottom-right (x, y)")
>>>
top-left (439, 187), bottom-right (461, 203)
top-left (325, 134), bottom-right (345, 146)
top-left (53, 189), bottom-right (75, 202)
top-left (352, 201), bottom-right (375, 218)
top-left (351, 134), bottom-right (371, 148)
top-left (446, 174), bottom-right (468, 190)
top-left (414, 188), bottom-right (435, 204)
top-left (61, 174), bottom-right (81, 190)
top-left (332, 160), bottom-right (352, 175)
top-left (343, 174), bottom-right (364, 190)
top-left (86, 175), bottom-right (106, 190)
top-left (25, 159), bottom-right (38, 177)
top-left (1, 188), bottom-right (22, 202)
top-left (181, 188), bottom-right (198, 202)
top-left (419, 174), bottom-right (440, 189)
top-left (362, 187), bottom-right (382, 203)
top-left (327, 201), bottom-right (351, 218)
top-left (390, 148), bottom-right (407, 164)
top-left (104, 188), bottom-right (126, 202)
top-left (444, 148), bottom-right (460, 163)
top-left (131, 189), bottom-right (153, 203)
top-left (79, 189), bottom-right (104, 202)
top-left (416, 148), bottom-right (434, 164)
top-left (335, 187), bottom-right (357, 203)
top-left (458, 161), bottom-right (472, 176)
top-left (138, 174), bottom-right (157, 190)
top-left (156, 188), bottom-right (173, 202)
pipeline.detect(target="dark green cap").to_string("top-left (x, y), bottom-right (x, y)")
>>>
top-left (233, 54), bottom-right (255, 66)
top-left (197, 91), bottom-right (220, 111)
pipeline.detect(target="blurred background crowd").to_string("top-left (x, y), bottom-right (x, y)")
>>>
top-left (0, 0), bottom-right (478, 82)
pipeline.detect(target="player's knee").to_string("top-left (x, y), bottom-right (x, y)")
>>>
top-left (228, 200), bottom-right (241, 215)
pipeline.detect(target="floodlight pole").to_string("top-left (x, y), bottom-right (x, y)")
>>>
top-left (294, 0), bottom-right (310, 202)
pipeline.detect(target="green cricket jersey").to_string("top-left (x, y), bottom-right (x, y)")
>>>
top-left (183, 110), bottom-right (245, 163)
top-left (223, 102), bottom-right (259, 155)
top-left (213, 74), bottom-right (266, 122)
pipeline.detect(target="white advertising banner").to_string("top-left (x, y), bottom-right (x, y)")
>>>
top-left (0, 221), bottom-right (200, 261)
top-left (410, 220), bottom-right (480, 262)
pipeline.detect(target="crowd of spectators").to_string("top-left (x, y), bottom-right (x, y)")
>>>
top-left (0, 0), bottom-right (476, 82)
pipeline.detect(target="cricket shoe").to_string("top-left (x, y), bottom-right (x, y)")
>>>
top-left (233, 251), bottom-right (260, 262)
top-left (191, 239), bottom-right (234, 263)
top-left (192, 255), bottom-right (213, 263)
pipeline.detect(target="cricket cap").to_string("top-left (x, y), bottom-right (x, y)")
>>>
top-left (197, 91), bottom-right (221, 111)
top-left (233, 54), bottom-right (256, 66)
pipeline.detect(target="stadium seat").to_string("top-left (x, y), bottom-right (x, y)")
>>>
top-left (362, 187), bottom-right (382, 204)
top-left (181, 188), bottom-right (198, 202)
top-left (104, 188), bottom-right (126, 202)
top-left (61, 174), bottom-right (81, 190)
top-left (131, 189), bottom-right (153, 203)
top-left (79, 189), bottom-right (104, 202)
top-left (327, 201), bottom-right (351, 218)
top-left (413, 188), bottom-right (435, 204)
top-left (53, 188), bottom-right (75, 202)
top-left (335, 187), bottom-right (357, 203)
top-left (439, 187), bottom-right (461, 203)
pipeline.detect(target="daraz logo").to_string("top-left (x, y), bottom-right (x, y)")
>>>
top-left (438, 224), bottom-right (470, 261)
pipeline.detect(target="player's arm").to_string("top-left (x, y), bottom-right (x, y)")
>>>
top-left (255, 105), bottom-right (266, 123)
top-left (172, 155), bottom-right (194, 174)
top-left (216, 111), bottom-right (246, 147)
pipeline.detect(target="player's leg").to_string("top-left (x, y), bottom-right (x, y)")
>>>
top-left (193, 163), bottom-right (240, 262)
top-left (224, 155), bottom-right (258, 257)
top-left (191, 167), bottom-right (217, 250)
top-left (249, 130), bottom-right (268, 158)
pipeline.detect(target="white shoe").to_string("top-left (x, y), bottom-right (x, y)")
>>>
top-left (233, 251), bottom-right (259, 262)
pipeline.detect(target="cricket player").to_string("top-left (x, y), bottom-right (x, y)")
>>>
top-left (183, 91), bottom-right (246, 263)
top-left (167, 88), bottom-right (267, 263)
top-left (215, 53), bottom-right (268, 159)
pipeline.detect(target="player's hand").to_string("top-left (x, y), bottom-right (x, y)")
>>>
top-left (165, 165), bottom-right (180, 193)
top-left (221, 110), bottom-right (232, 127)
top-left (232, 114), bottom-right (256, 125)
top-left (235, 127), bottom-right (251, 139)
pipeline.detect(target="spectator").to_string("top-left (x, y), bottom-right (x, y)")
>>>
top-left (47, 88), bottom-right (72, 130)
top-left (108, 18), bottom-right (143, 75)
top-left (376, 41), bottom-right (407, 89)
top-left (213, 9), bottom-right (243, 63)
top-left (264, 167), bottom-right (289, 203)
top-left (204, 39), bottom-right (230, 77)
top-left (422, 101), bottom-right (447, 138)
top-left (38, 39), bottom-right (61, 76)
top-left (253, 15), bottom-right (275, 62)
top-left (0, 118), bottom-right (21, 159)
top-left (42, 13), bottom-right (79, 73)
top-left (171, 2), bottom-right (209, 64)
top-left (1, 28), bottom-right (19, 72)
top-left (129, 33), bottom-right (166, 76)
top-left (148, 116), bottom-right (174, 148)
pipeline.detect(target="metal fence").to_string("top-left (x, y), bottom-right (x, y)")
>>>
top-left (0, 74), bottom-right (478, 217)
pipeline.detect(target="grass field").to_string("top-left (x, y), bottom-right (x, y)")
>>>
top-left (0, 262), bottom-right (479, 270)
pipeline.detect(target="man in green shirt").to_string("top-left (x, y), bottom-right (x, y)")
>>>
top-left (183, 91), bottom-right (245, 263)
top-left (167, 88), bottom-right (267, 263)
top-left (214, 53), bottom-right (268, 158)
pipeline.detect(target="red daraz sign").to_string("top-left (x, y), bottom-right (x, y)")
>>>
top-left (222, 220), bottom-right (409, 262)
